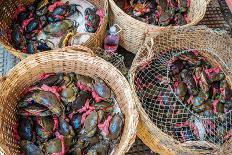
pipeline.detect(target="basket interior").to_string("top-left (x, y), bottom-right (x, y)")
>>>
top-left (0, 0), bottom-right (106, 51)
top-left (112, 0), bottom-right (207, 28)
top-left (0, 50), bottom-right (135, 154)
top-left (131, 28), bottom-right (232, 153)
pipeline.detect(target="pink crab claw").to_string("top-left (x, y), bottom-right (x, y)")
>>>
top-left (204, 67), bottom-right (220, 78)
top-left (41, 84), bottom-right (62, 100)
top-left (203, 120), bottom-right (216, 134)
top-left (53, 116), bottom-right (59, 132)
top-left (175, 121), bottom-right (191, 127)
top-left (158, 94), bottom-right (165, 107)
top-left (225, 129), bottom-right (232, 139)
top-left (76, 81), bottom-right (92, 92)
top-left (140, 61), bottom-right (152, 70)
top-left (48, 1), bottom-right (65, 12)
top-left (180, 131), bottom-right (186, 141)
top-left (187, 95), bottom-right (193, 104)
top-left (81, 109), bottom-right (94, 124)
top-left (38, 73), bottom-right (55, 80)
top-left (183, 13), bottom-right (190, 23)
top-left (92, 90), bottom-right (104, 103)
top-left (78, 99), bottom-right (95, 113)
top-left (21, 86), bottom-right (41, 96)
top-left (96, 8), bottom-right (105, 27)
top-left (212, 99), bottom-right (219, 114)
top-left (98, 115), bottom-right (112, 135)
top-left (22, 18), bottom-right (34, 31)
top-left (13, 5), bottom-right (26, 19)
top-left (53, 132), bottom-right (66, 155)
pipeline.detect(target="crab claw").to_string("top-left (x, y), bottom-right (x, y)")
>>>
top-left (225, 129), bottom-right (232, 139)
top-left (21, 86), bottom-right (41, 97)
top-left (81, 109), bottom-right (93, 124)
top-left (38, 73), bottom-right (55, 80)
top-left (78, 99), bottom-right (95, 114)
top-left (54, 132), bottom-right (66, 154)
top-left (53, 116), bottom-right (59, 132)
top-left (92, 90), bottom-right (104, 103)
top-left (98, 115), bottom-right (112, 135)
top-left (96, 8), bottom-right (104, 26)
top-left (41, 84), bottom-right (62, 100)
top-left (76, 81), bottom-right (92, 92)
top-left (187, 95), bottom-right (193, 104)
top-left (212, 99), bottom-right (220, 113)
top-left (21, 18), bottom-right (34, 31)
top-left (48, 1), bottom-right (65, 12)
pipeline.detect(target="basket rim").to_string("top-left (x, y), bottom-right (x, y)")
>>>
top-left (0, 0), bottom-right (109, 60)
top-left (128, 28), bottom-right (232, 154)
top-left (0, 46), bottom-right (139, 155)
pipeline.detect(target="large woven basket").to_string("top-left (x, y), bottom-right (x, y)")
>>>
top-left (0, 45), bottom-right (138, 155)
top-left (109, 0), bottom-right (208, 53)
top-left (0, 0), bottom-right (108, 59)
top-left (129, 26), bottom-right (232, 154)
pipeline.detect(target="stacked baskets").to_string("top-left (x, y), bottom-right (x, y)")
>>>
top-left (0, 0), bottom-right (108, 59)
top-left (0, 46), bottom-right (138, 154)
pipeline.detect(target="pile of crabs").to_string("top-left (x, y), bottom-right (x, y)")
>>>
top-left (118, 0), bottom-right (190, 26)
top-left (169, 50), bottom-right (232, 143)
top-left (10, 0), bottom-right (102, 54)
top-left (16, 72), bottom-right (124, 154)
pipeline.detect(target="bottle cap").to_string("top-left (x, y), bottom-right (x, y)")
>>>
top-left (109, 26), bottom-right (117, 34)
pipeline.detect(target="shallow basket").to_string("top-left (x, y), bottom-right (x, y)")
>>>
top-left (0, 45), bottom-right (138, 155)
top-left (0, 0), bottom-right (108, 59)
top-left (109, 0), bottom-right (208, 53)
top-left (129, 26), bottom-right (232, 154)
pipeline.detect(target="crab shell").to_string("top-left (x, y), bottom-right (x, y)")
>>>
top-left (43, 19), bottom-right (75, 37)
top-left (32, 90), bottom-right (63, 116)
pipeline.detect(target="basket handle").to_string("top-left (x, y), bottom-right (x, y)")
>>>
top-left (64, 45), bottom-right (96, 57)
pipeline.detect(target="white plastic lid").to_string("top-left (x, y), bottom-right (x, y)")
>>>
top-left (109, 26), bottom-right (117, 34)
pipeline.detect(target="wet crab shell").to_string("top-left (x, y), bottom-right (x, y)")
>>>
top-left (93, 78), bottom-right (112, 100)
top-left (18, 117), bottom-right (34, 141)
top-left (107, 114), bottom-right (124, 140)
top-left (43, 19), bottom-right (75, 37)
top-left (20, 140), bottom-right (44, 155)
top-left (45, 135), bottom-right (73, 154)
top-left (84, 111), bottom-right (98, 137)
top-left (59, 117), bottom-right (75, 137)
top-left (32, 90), bottom-right (63, 116)
top-left (87, 141), bottom-right (110, 155)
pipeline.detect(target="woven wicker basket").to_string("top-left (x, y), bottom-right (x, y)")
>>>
top-left (0, 0), bottom-right (108, 59)
top-left (129, 26), bottom-right (232, 154)
top-left (109, 0), bottom-right (208, 53)
top-left (0, 45), bottom-right (138, 155)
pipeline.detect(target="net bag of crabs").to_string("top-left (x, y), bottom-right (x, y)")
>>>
top-left (129, 27), bottom-right (232, 154)
top-left (3, 0), bottom-right (106, 55)
top-left (14, 72), bottom-right (125, 154)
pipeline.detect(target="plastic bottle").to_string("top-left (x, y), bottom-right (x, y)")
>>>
top-left (104, 26), bottom-right (119, 53)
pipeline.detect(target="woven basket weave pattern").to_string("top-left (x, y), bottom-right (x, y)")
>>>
top-left (109, 0), bottom-right (208, 53)
top-left (0, 0), bottom-right (108, 59)
top-left (0, 46), bottom-right (138, 155)
top-left (129, 26), bottom-right (232, 155)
